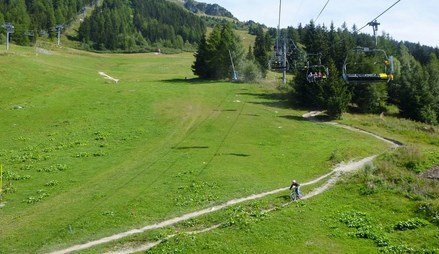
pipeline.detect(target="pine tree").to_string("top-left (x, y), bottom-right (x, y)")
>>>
top-left (253, 26), bottom-right (269, 77)
top-left (395, 44), bottom-right (434, 122)
top-left (192, 23), bottom-right (244, 80)
top-left (0, 13), bottom-right (5, 44)
top-left (192, 34), bottom-right (211, 79)
top-left (324, 60), bottom-right (351, 119)
top-left (3, 0), bottom-right (30, 45)
top-left (246, 45), bottom-right (254, 61)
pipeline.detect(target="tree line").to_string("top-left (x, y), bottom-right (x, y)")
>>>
top-left (193, 20), bottom-right (439, 124)
top-left (0, 0), bottom-right (93, 45)
top-left (78, 0), bottom-right (206, 51)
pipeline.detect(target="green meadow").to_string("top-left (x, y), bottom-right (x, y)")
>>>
top-left (0, 45), bottom-right (436, 253)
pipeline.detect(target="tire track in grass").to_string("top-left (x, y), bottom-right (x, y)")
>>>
top-left (48, 112), bottom-right (402, 254)
top-left (47, 86), bottom-right (239, 244)
top-left (197, 99), bottom-right (246, 176)
top-left (114, 87), bottom-right (246, 206)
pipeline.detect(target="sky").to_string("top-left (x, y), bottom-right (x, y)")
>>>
top-left (200, 0), bottom-right (439, 48)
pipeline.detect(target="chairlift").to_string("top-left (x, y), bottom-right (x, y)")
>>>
top-left (269, 57), bottom-right (289, 71)
top-left (287, 40), bottom-right (307, 71)
top-left (269, 45), bottom-right (289, 71)
top-left (305, 53), bottom-right (329, 83)
top-left (342, 46), bottom-right (394, 83)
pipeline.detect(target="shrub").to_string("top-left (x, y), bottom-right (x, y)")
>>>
top-left (239, 60), bottom-right (262, 83)
top-left (45, 180), bottom-right (59, 187)
top-left (338, 211), bottom-right (389, 247)
top-left (393, 218), bottom-right (429, 231)
top-left (3, 182), bottom-right (16, 194)
top-left (338, 211), bottom-right (370, 229)
top-left (416, 202), bottom-right (439, 226)
top-left (395, 146), bottom-right (423, 173)
top-left (3, 171), bottom-right (31, 181)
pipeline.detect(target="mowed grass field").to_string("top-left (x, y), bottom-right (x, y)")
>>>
top-left (0, 45), bottom-right (390, 253)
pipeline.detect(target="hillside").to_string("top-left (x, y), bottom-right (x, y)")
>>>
top-left (0, 45), bottom-right (396, 253)
top-left (183, 0), bottom-right (235, 19)
top-left (166, 0), bottom-right (235, 19)
top-left (1, 45), bottom-right (437, 253)
top-left (1, 1), bottom-right (438, 253)
top-left (77, 0), bottom-right (206, 51)
top-left (0, 0), bottom-right (93, 45)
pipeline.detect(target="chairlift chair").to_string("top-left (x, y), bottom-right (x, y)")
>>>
top-left (269, 59), bottom-right (289, 71)
top-left (269, 45), bottom-right (289, 71)
top-left (305, 53), bottom-right (329, 83)
top-left (306, 64), bottom-right (329, 83)
top-left (342, 46), bottom-right (394, 83)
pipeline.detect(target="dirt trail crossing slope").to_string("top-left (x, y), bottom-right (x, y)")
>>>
top-left (104, 155), bottom-right (378, 254)
top-left (49, 112), bottom-right (401, 254)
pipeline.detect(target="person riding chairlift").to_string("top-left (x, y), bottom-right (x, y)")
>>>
top-left (307, 72), bottom-right (315, 82)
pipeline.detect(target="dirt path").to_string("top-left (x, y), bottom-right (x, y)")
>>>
top-left (105, 155), bottom-right (378, 254)
top-left (49, 112), bottom-right (402, 254)
top-left (48, 159), bottom-right (378, 254)
top-left (303, 111), bottom-right (402, 148)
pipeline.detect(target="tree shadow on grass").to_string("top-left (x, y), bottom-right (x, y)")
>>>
top-left (236, 92), bottom-right (292, 110)
top-left (173, 146), bottom-right (209, 150)
top-left (243, 113), bottom-right (260, 117)
top-left (278, 194), bottom-right (291, 201)
top-left (214, 109), bottom-right (238, 112)
top-left (161, 78), bottom-right (223, 85)
top-left (226, 153), bottom-right (250, 157)
top-left (214, 153), bottom-right (251, 157)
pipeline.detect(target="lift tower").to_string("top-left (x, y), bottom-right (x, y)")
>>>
top-left (55, 24), bottom-right (64, 46)
top-left (2, 23), bottom-right (14, 51)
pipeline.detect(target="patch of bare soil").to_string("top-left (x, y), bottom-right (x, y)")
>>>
top-left (421, 166), bottom-right (439, 179)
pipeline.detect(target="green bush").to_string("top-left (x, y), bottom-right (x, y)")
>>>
top-left (416, 201), bottom-right (439, 226)
top-left (3, 171), bottom-right (31, 181)
top-left (393, 218), bottom-right (429, 231)
top-left (338, 211), bottom-right (389, 247)
top-left (367, 147), bottom-right (439, 201)
top-left (239, 60), bottom-right (262, 83)
top-left (338, 211), bottom-right (370, 229)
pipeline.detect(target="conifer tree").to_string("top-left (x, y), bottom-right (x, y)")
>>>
top-left (246, 45), bottom-right (254, 61)
top-left (3, 0), bottom-right (30, 45)
top-left (394, 44), bottom-right (435, 122)
top-left (192, 34), bottom-right (211, 79)
top-left (324, 60), bottom-right (351, 119)
top-left (253, 26), bottom-right (270, 77)
top-left (193, 23), bottom-right (244, 80)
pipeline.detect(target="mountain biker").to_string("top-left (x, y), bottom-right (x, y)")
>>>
top-left (289, 180), bottom-right (302, 199)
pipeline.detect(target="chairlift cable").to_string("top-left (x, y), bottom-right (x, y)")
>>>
top-left (322, 0), bottom-right (403, 54)
top-left (314, 0), bottom-right (330, 23)
top-left (293, 0), bottom-right (305, 25)
top-left (355, 0), bottom-right (402, 33)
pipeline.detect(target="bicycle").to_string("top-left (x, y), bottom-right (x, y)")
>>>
top-left (290, 186), bottom-right (301, 201)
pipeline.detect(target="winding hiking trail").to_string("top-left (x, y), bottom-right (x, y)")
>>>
top-left (49, 112), bottom-right (402, 254)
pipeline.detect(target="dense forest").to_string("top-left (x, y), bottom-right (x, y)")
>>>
top-left (279, 21), bottom-right (439, 123)
top-left (78, 0), bottom-right (206, 51)
top-left (193, 21), bottom-right (439, 124)
top-left (0, 0), bottom-right (93, 44)
top-left (0, 0), bottom-right (206, 52)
